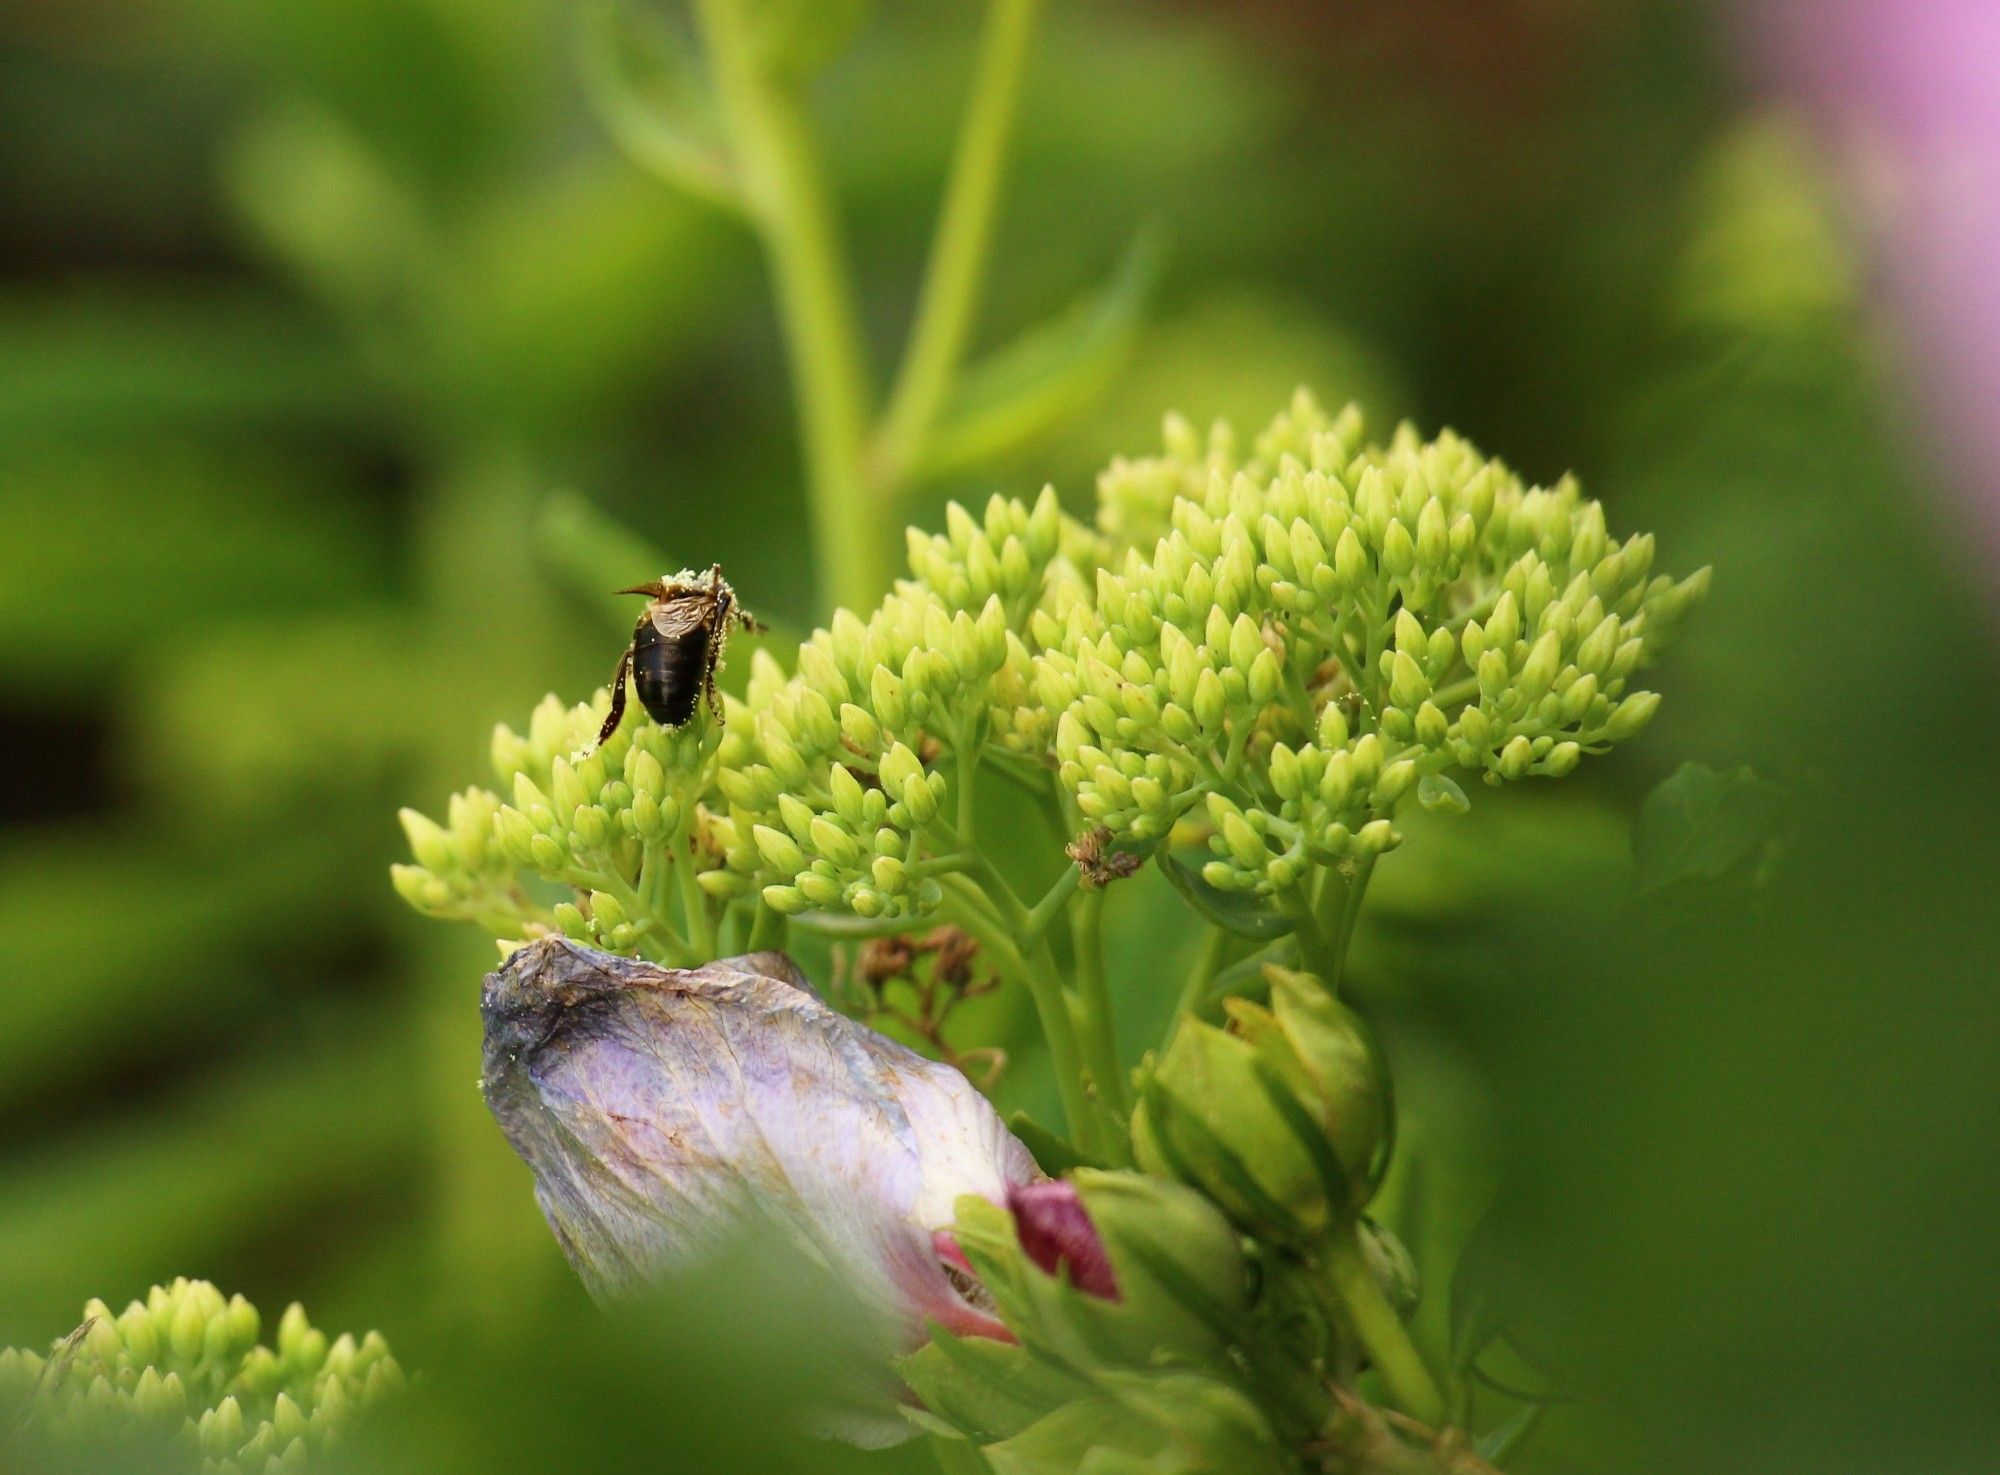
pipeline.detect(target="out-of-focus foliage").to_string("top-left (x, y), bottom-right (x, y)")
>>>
top-left (0, 1279), bottom-right (400, 1473)
top-left (2, 1), bottom-right (1997, 1473)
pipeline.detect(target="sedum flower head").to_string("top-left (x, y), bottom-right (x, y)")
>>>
top-left (1042, 389), bottom-right (1709, 893)
top-left (0, 1279), bottom-right (400, 1473)
top-left (394, 679), bottom-right (746, 961)
top-left (393, 389), bottom-right (1703, 976)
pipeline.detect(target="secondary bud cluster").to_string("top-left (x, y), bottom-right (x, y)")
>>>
top-left (1041, 391), bottom-right (1708, 895)
top-left (1134, 966), bottom-right (1388, 1248)
top-left (0, 1279), bottom-right (400, 1473)
top-left (726, 488), bottom-right (1071, 920)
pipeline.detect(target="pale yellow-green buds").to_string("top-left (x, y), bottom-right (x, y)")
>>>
top-left (0, 1280), bottom-right (399, 1472)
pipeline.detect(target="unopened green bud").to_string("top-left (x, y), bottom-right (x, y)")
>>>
top-left (1518, 630), bottom-right (1562, 702)
top-left (871, 667), bottom-right (908, 730)
top-left (1247, 648), bottom-right (1282, 706)
top-left (1193, 669), bottom-right (1227, 732)
top-left (398, 809), bottom-right (453, 873)
top-left (696, 868), bottom-right (753, 900)
top-left (903, 771), bottom-right (943, 825)
top-left (1381, 520), bottom-right (1416, 575)
top-left (839, 702), bottom-right (881, 753)
top-left (1603, 689), bottom-right (1661, 741)
top-left (1487, 590), bottom-right (1522, 652)
top-left (1334, 526), bottom-right (1368, 587)
top-left (1498, 735), bottom-right (1533, 780)
top-left (762, 884), bottom-right (807, 915)
top-left (1373, 759), bottom-right (1417, 808)
top-left (1414, 701), bottom-right (1448, 748)
top-left (1317, 701), bottom-right (1349, 748)
top-left (753, 824), bottom-right (806, 875)
top-left (808, 815), bottom-right (860, 869)
top-left (878, 743), bottom-right (922, 799)
top-left (571, 805), bottom-right (612, 852)
top-left (1133, 966), bottom-right (1387, 1246)
top-left (1388, 651), bottom-right (1430, 709)
top-left (1355, 818), bottom-right (1396, 854)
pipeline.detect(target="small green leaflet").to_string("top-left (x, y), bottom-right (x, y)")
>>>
top-left (1633, 761), bottom-right (1788, 894)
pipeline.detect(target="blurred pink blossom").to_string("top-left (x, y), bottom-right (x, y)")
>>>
top-left (1760, 1), bottom-right (2000, 559)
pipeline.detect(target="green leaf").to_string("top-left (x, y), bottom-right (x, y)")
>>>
top-left (1006, 1112), bottom-right (1103, 1175)
top-left (536, 490), bottom-right (673, 635)
top-left (576, 1), bottom-right (742, 212)
top-left (0, 448), bottom-right (381, 690)
top-left (0, 289), bottom-right (368, 444)
top-left (916, 231), bottom-right (1167, 481)
top-left (743, 0), bottom-right (872, 79)
top-left (1158, 854), bottom-right (1294, 941)
top-left (225, 102), bottom-right (429, 317)
top-left (1633, 761), bottom-right (1788, 894)
top-left (1476, 1403), bottom-right (1546, 1463)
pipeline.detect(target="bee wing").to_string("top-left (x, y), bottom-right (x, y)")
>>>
top-left (650, 597), bottom-right (714, 640)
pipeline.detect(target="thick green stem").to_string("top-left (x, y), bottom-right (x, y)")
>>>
top-left (1069, 888), bottom-right (1131, 1130)
top-left (1277, 886), bottom-right (1337, 979)
top-left (872, 0), bottom-right (1043, 489)
top-left (1317, 1222), bottom-right (1446, 1427)
top-left (1020, 863), bottom-right (1082, 941)
top-left (939, 874), bottom-right (1100, 1156)
top-left (1329, 854), bottom-right (1375, 991)
top-left (1170, 925), bottom-right (1233, 1037)
top-left (746, 902), bottom-right (786, 952)
top-left (693, 0), bottom-right (885, 613)
top-left (673, 829), bottom-right (715, 959)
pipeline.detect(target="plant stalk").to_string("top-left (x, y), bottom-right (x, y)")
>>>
top-left (692, 0), bottom-right (884, 613)
top-left (1317, 1222), bottom-right (1447, 1427)
top-left (939, 873), bottom-right (1100, 1156)
top-left (872, 0), bottom-right (1044, 489)
top-left (1069, 888), bottom-right (1131, 1128)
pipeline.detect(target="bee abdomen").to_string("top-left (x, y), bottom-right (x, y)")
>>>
top-left (632, 618), bottom-right (711, 728)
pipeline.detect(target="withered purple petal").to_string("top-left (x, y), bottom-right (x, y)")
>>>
top-left (480, 938), bottom-right (1034, 1340)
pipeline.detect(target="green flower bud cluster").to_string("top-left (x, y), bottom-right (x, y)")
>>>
top-left (0, 1279), bottom-right (400, 1473)
top-left (1040, 391), bottom-right (1708, 895)
top-left (727, 489), bottom-right (1072, 921)
top-left (395, 682), bottom-right (744, 963)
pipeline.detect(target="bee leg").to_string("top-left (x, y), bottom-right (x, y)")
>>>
top-left (700, 626), bottom-right (729, 718)
top-left (595, 647), bottom-right (633, 748)
top-left (734, 605), bottom-right (767, 634)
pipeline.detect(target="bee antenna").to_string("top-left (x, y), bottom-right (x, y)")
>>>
top-left (614, 581), bottom-right (671, 599)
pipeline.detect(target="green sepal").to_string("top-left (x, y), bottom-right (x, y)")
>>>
top-left (1416, 771), bottom-right (1471, 814)
top-left (981, 1371), bottom-right (1290, 1475)
top-left (1007, 1112), bottom-right (1104, 1176)
top-left (898, 1332), bottom-right (1091, 1444)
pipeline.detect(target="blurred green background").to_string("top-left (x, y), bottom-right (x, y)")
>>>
top-left (3, 1), bottom-right (1996, 1471)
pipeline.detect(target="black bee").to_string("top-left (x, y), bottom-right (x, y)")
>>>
top-left (596, 564), bottom-right (763, 748)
